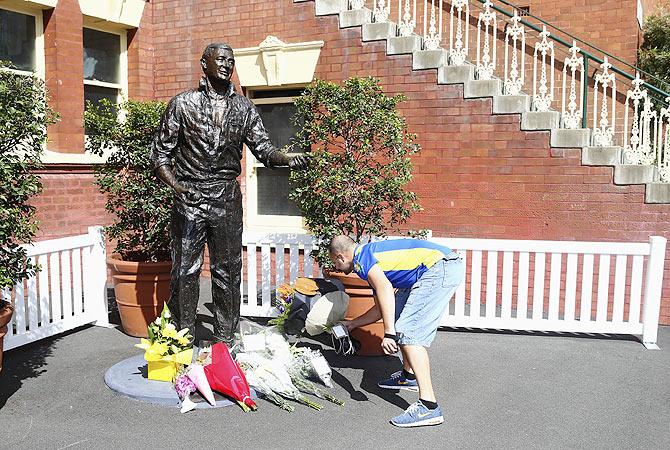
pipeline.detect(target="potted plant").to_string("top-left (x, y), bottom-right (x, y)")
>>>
top-left (85, 99), bottom-right (172, 338)
top-left (288, 77), bottom-right (421, 355)
top-left (0, 63), bottom-right (56, 371)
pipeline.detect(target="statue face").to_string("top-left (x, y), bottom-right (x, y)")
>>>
top-left (201, 47), bottom-right (235, 83)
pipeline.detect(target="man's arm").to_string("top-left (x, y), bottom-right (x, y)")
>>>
top-left (345, 301), bottom-right (381, 330)
top-left (366, 264), bottom-right (399, 354)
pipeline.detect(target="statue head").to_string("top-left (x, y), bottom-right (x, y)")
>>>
top-left (200, 43), bottom-right (235, 84)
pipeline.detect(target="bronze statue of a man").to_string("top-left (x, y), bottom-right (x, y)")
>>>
top-left (152, 43), bottom-right (308, 343)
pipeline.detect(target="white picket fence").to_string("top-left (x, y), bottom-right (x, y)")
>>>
top-left (240, 232), bottom-right (319, 318)
top-left (432, 236), bottom-right (666, 349)
top-left (241, 233), bottom-right (667, 349)
top-left (3, 226), bottom-right (109, 351)
top-left (4, 229), bottom-right (666, 350)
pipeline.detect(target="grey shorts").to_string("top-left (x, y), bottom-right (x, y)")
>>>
top-left (394, 254), bottom-right (464, 347)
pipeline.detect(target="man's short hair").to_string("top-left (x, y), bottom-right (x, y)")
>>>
top-left (328, 235), bottom-right (355, 254)
top-left (201, 43), bottom-right (233, 61)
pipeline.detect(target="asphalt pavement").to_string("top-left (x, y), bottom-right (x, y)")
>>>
top-left (1, 281), bottom-right (668, 449)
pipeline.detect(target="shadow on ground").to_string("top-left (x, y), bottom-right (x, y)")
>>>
top-left (0, 331), bottom-right (67, 410)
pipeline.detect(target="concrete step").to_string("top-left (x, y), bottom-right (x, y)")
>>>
top-left (646, 182), bottom-right (670, 203)
top-left (362, 22), bottom-right (397, 42)
top-left (550, 128), bottom-right (591, 148)
top-left (464, 79), bottom-right (502, 98)
top-left (493, 95), bottom-right (530, 114)
top-left (521, 111), bottom-right (559, 131)
top-left (339, 8), bottom-right (372, 28)
top-left (413, 49), bottom-right (447, 70)
top-left (437, 65), bottom-right (474, 84)
top-left (581, 146), bottom-right (622, 166)
top-left (387, 35), bottom-right (422, 55)
top-left (315, 0), bottom-right (347, 16)
top-left (614, 164), bottom-right (657, 185)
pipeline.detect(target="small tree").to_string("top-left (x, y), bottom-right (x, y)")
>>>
top-left (639, 7), bottom-right (670, 95)
top-left (85, 99), bottom-right (172, 262)
top-left (0, 63), bottom-right (56, 290)
top-left (288, 77), bottom-right (421, 266)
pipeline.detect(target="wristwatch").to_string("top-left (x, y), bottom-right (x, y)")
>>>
top-left (384, 333), bottom-right (399, 342)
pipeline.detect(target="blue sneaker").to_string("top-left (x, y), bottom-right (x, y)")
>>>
top-left (390, 401), bottom-right (444, 428)
top-left (377, 370), bottom-right (419, 392)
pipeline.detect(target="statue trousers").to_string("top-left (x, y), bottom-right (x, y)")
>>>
top-left (167, 179), bottom-right (243, 343)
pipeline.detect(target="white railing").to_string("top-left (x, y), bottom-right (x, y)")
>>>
top-left (433, 236), bottom-right (666, 349)
top-left (241, 232), bottom-right (666, 348)
top-left (3, 227), bottom-right (108, 351)
top-left (7, 229), bottom-right (666, 349)
top-left (353, 0), bottom-right (670, 180)
top-left (240, 232), bottom-right (319, 317)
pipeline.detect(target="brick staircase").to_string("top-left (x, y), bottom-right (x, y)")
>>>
top-left (295, 0), bottom-right (670, 204)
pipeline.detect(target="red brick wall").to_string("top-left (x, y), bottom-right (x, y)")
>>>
top-left (43, 0), bottom-right (84, 153)
top-left (144, 0), bottom-right (670, 324)
top-left (24, 0), bottom-right (670, 324)
top-left (32, 168), bottom-right (109, 240)
top-left (513, 0), bottom-right (640, 66)
top-left (127, 2), bottom-right (155, 101)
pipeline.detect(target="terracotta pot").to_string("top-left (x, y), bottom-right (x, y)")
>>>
top-left (0, 300), bottom-right (15, 374)
top-left (107, 254), bottom-right (171, 338)
top-left (326, 271), bottom-right (385, 356)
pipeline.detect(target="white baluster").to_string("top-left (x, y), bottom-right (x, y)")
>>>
top-left (658, 99), bottom-right (670, 181)
top-left (532, 26), bottom-right (555, 111)
top-left (449, 0), bottom-right (469, 66)
top-left (398, 0), bottom-right (416, 36)
top-left (561, 41), bottom-right (584, 129)
top-left (374, 0), bottom-right (390, 22)
top-left (592, 56), bottom-right (617, 146)
top-left (423, 0), bottom-right (442, 50)
top-left (351, 0), bottom-right (365, 9)
top-left (503, 11), bottom-right (525, 95)
top-left (624, 74), bottom-right (657, 165)
top-left (476, 0), bottom-right (497, 80)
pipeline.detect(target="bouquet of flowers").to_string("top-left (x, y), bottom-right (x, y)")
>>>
top-left (235, 326), bottom-right (343, 412)
top-left (268, 282), bottom-right (296, 333)
top-left (268, 278), bottom-right (319, 334)
top-left (204, 342), bottom-right (258, 412)
top-left (135, 304), bottom-right (193, 382)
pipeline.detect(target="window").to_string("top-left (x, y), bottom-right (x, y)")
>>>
top-left (83, 27), bottom-right (127, 111)
top-left (245, 89), bottom-right (306, 231)
top-left (0, 6), bottom-right (44, 78)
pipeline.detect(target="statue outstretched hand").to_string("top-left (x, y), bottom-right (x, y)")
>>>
top-left (288, 154), bottom-right (309, 170)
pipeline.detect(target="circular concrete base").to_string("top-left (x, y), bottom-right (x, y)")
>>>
top-left (104, 353), bottom-right (255, 409)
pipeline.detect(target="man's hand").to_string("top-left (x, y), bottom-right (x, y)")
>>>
top-left (341, 319), bottom-right (356, 332)
top-left (288, 154), bottom-right (309, 170)
top-left (381, 336), bottom-right (398, 355)
top-left (175, 184), bottom-right (202, 206)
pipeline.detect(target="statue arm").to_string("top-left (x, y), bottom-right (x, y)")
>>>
top-left (244, 105), bottom-right (308, 170)
top-left (152, 97), bottom-right (201, 204)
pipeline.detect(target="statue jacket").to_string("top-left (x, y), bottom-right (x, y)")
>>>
top-left (152, 76), bottom-right (278, 185)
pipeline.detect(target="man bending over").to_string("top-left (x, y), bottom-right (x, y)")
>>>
top-left (328, 235), bottom-right (464, 428)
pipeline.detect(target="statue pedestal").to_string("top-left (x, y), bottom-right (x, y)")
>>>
top-left (104, 353), bottom-right (256, 408)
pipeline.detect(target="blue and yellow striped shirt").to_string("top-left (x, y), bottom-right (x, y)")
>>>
top-left (353, 239), bottom-right (453, 289)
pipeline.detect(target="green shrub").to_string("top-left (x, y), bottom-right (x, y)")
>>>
top-left (0, 63), bottom-right (56, 290)
top-left (288, 77), bottom-right (421, 267)
top-left (85, 99), bottom-right (172, 262)
top-left (639, 8), bottom-right (670, 96)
